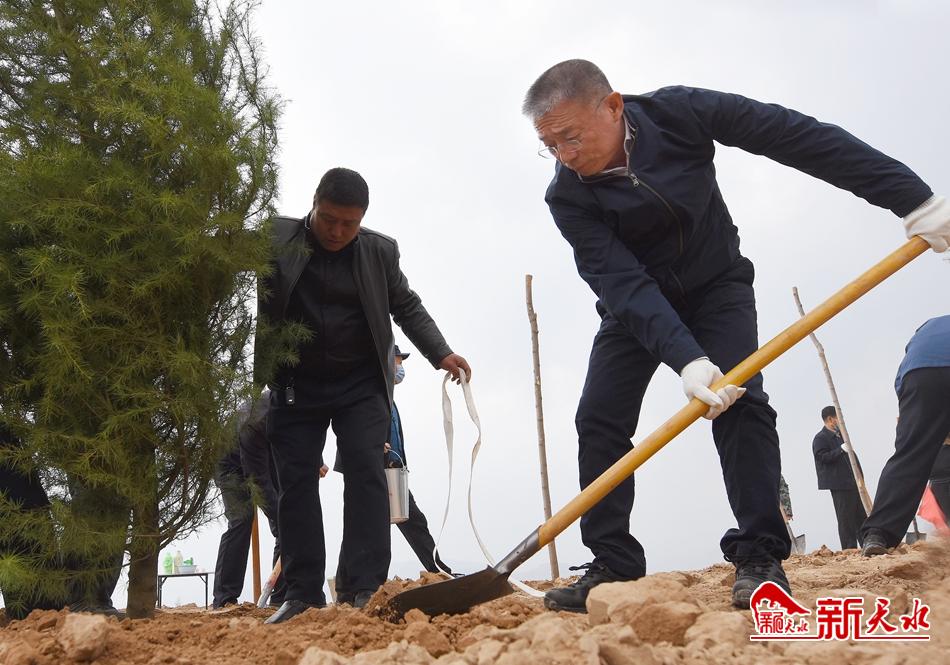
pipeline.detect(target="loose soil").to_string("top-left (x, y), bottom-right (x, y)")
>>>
top-left (3, 541), bottom-right (950, 664)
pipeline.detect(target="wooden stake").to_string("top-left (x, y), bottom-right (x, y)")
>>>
top-left (251, 510), bottom-right (262, 600)
top-left (525, 274), bottom-right (560, 579)
top-left (792, 287), bottom-right (873, 514)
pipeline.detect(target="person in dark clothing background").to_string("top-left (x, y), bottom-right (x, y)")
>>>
top-left (521, 59), bottom-right (950, 612)
top-left (862, 316), bottom-right (950, 556)
top-left (259, 168), bottom-right (471, 623)
top-left (2, 426), bottom-right (126, 617)
top-left (929, 437), bottom-right (950, 521)
top-left (212, 390), bottom-right (286, 608)
top-left (0, 426), bottom-right (60, 619)
top-left (386, 347), bottom-right (453, 577)
top-left (335, 345), bottom-right (452, 605)
top-left (812, 406), bottom-right (866, 550)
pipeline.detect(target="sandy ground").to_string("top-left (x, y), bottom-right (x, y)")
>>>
top-left (3, 541), bottom-right (950, 664)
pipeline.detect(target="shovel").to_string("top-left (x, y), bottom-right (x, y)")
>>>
top-left (256, 557), bottom-right (282, 608)
top-left (905, 517), bottom-right (928, 545)
top-left (779, 505), bottom-right (806, 555)
top-left (385, 237), bottom-right (929, 619)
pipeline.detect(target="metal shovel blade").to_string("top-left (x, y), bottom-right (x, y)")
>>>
top-left (791, 534), bottom-right (807, 555)
top-left (386, 532), bottom-right (539, 619)
top-left (905, 518), bottom-right (927, 545)
top-left (387, 567), bottom-right (515, 618)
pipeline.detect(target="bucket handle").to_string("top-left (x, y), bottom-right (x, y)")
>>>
top-left (387, 449), bottom-right (407, 471)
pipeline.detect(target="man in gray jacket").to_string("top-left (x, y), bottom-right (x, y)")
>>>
top-left (258, 168), bottom-right (470, 623)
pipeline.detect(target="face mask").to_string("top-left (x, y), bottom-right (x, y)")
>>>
top-left (394, 364), bottom-right (406, 384)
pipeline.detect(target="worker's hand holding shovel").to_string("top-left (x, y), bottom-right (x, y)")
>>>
top-left (903, 195), bottom-right (950, 253)
top-left (680, 357), bottom-right (746, 420)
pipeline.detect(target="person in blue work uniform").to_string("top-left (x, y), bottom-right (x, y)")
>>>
top-left (521, 59), bottom-right (950, 611)
top-left (861, 316), bottom-right (950, 556)
top-left (335, 345), bottom-right (452, 605)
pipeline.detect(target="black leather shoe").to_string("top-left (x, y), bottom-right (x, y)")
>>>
top-left (264, 599), bottom-right (325, 624)
top-left (69, 600), bottom-right (125, 619)
top-left (732, 558), bottom-right (791, 609)
top-left (353, 590), bottom-right (374, 609)
top-left (862, 531), bottom-right (890, 557)
top-left (543, 562), bottom-right (631, 613)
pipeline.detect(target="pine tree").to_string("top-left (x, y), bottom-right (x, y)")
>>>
top-left (0, 0), bottom-right (280, 618)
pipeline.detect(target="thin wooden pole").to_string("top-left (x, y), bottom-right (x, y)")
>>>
top-left (792, 287), bottom-right (873, 514)
top-left (251, 510), bottom-right (262, 600)
top-left (525, 274), bottom-right (560, 579)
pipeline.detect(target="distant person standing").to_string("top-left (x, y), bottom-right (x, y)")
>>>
top-left (812, 406), bottom-right (865, 549)
top-left (212, 391), bottom-right (283, 608)
top-left (862, 317), bottom-right (950, 555)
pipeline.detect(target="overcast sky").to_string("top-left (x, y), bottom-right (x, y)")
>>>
top-left (146, 1), bottom-right (950, 606)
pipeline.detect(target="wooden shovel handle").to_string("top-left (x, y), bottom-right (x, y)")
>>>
top-left (538, 237), bottom-right (929, 546)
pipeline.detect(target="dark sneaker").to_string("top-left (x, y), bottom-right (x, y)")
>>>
top-left (732, 558), bottom-right (790, 609)
top-left (353, 590), bottom-right (374, 609)
top-left (862, 531), bottom-right (889, 557)
top-left (543, 562), bottom-right (628, 614)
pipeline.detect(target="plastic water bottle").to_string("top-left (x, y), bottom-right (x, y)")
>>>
top-left (162, 551), bottom-right (173, 575)
top-left (173, 550), bottom-right (183, 574)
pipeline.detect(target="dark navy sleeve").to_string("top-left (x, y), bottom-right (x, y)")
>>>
top-left (548, 193), bottom-right (707, 373)
top-left (669, 87), bottom-right (933, 217)
top-left (812, 429), bottom-right (844, 466)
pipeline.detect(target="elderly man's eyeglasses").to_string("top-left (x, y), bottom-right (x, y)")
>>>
top-left (538, 139), bottom-right (582, 160)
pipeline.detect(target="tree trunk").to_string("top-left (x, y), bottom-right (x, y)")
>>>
top-left (126, 495), bottom-right (159, 618)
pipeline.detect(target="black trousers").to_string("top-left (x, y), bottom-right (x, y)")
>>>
top-left (267, 365), bottom-right (391, 604)
top-left (398, 491), bottom-right (451, 574)
top-left (66, 480), bottom-right (128, 608)
top-left (861, 367), bottom-right (950, 547)
top-left (931, 479), bottom-right (950, 523)
top-left (212, 471), bottom-right (282, 607)
top-left (576, 258), bottom-right (789, 579)
top-left (829, 488), bottom-right (866, 550)
top-left (0, 433), bottom-right (60, 618)
top-left (335, 489), bottom-right (450, 599)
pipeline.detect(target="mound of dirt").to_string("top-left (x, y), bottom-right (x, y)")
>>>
top-left (3, 541), bottom-right (950, 664)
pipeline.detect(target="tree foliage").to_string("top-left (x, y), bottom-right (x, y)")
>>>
top-left (0, 0), bottom-right (280, 617)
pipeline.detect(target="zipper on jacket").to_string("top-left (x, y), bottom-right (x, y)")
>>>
top-left (626, 172), bottom-right (688, 302)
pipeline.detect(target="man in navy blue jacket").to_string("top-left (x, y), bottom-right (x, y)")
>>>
top-left (861, 316), bottom-right (950, 555)
top-left (522, 59), bottom-right (950, 611)
top-left (812, 406), bottom-right (866, 550)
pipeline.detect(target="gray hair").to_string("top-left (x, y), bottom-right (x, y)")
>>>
top-left (522, 59), bottom-right (613, 123)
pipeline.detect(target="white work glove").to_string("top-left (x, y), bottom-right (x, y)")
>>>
top-left (903, 195), bottom-right (950, 253)
top-left (841, 443), bottom-right (852, 453)
top-left (680, 357), bottom-right (746, 420)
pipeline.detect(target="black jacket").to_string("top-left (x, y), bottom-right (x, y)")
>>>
top-left (812, 427), bottom-right (861, 491)
top-left (545, 86), bottom-right (932, 373)
top-left (255, 215), bottom-right (452, 406)
top-left (217, 394), bottom-right (279, 518)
